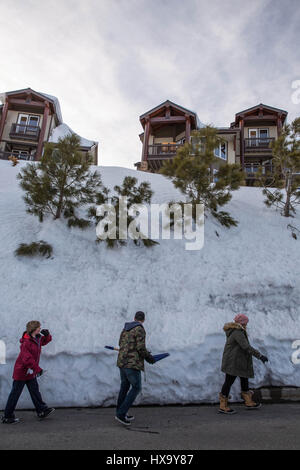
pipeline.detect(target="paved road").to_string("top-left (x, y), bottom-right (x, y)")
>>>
top-left (1, 404), bottom-right (300, 450)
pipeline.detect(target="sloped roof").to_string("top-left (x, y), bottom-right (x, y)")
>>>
top-left (49, 123), bottom-right (97, 149)
top-left (36, 90), bottom-right (63, 123)
top-left (0, 88), bottom-right (63, 124)
top-left (140, 99), bottom-right (205, 129)
top-left (236, 103), bottom-right (288, 117)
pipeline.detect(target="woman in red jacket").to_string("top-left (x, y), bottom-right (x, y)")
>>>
top-left (1, 321), bottom-right (55, 424)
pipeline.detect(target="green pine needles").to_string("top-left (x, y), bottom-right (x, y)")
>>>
top-left (89, 176), bottom-right (159, 248)
top-left (256, 117), bottom-right (300, 218)
top-left (160, 126), bottom-right (244, 228)
top-left (15, 241), bottom-right (53, 259)
top-left (18, 133), bottom-right (106, 224)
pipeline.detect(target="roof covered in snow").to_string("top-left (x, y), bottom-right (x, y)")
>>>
top-left (36, 90), bottom-right (63, 124)
top-left (0, 88), bottom-right (63, 125)
top-left (49, 123), bottom-right (97, 149)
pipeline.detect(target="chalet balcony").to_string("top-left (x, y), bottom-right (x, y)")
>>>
top-left (9, 123), bottom-right (40, 141)
top-left (244, 163), bottom-right (273, 177)
top-left (0, 150), bottom-right (34, 161)
top-left (244, 137), bottom-right (275, 153)
top-left (147, 143), bottom-right (183, 158)
top-left (146, 143), bottom-right (183, 171)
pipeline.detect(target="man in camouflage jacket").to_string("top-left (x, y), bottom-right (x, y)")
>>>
top-left (115, 311), bottom-right (155, 425)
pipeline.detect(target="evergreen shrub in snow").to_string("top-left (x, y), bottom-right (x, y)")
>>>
top-left (15, 241), bottom-right (53, 259)
top-left (17, 133), bottom-right (106, 223)
top-left (89, 176), bottom-right (158, 248)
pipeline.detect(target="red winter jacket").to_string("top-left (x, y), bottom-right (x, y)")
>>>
top-left (13, 332), bottom-right (52, 381)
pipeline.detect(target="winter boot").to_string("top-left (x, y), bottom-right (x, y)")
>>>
top-left (218, 393), bottom-right (236, 415)
top-left (241, 391), bottom-right (261, 409)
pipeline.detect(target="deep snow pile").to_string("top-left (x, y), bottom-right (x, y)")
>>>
top-left (0, 160), bottom-right (300, 409)
top-left (49, 123), bottom-right (97, 148)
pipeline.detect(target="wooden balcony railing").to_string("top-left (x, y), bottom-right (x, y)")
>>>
top-left (244, 137), bottom-right (275, 152)
top-left (9, 123), bottom-right (40, 141)
top-left (147, 143), bottom-right (183, 159)
top-left (0, 150), bottom-right (34, 161)
top-left (244, 163), bottom-right (273, 177)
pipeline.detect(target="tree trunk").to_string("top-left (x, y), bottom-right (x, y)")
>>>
top-left (284, 172), bottom-right (292, 217)
top-left (54, 170), bottom-right (67, 219)
top-left (55, 186), bottom-right (65, 219)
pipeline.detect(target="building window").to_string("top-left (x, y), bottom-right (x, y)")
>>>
top-left (213, 168), bottom-right (219, 183)
top-left (191, 136), bottom-right (205, 153)
top-left (12, 149), bottom-right (30, 160)
top-left (16, 114), bottom-right (40, 133)
top-left (248, 128), bottom-right (269, 146)
top-left (259, 129), bottom-right (269, 144)
top-left (28, 115), bottom-right (40, 130)
top-left (214, 142), bottom-right (227, 160)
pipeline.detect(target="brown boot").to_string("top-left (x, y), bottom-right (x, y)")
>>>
top-left (241, 391), bottom-right (261, 409)
top-left (218, 393), bottom-right (236, 414)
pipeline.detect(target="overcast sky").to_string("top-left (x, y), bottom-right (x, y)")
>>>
top-left (0, 0), bottom-right (299, 168)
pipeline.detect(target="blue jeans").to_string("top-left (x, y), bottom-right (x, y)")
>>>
top-left (4, 379), bottom-right (48, 418)
top-left (116, 368), bottom-right (142, 418)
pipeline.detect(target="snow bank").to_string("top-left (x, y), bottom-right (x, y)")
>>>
top-left (0, 160), bottom-right (300, 408)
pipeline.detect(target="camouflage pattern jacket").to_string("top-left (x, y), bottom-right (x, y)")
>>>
top-left (117, 321), bottom-right (152, 371)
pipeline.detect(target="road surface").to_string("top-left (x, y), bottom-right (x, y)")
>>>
top-left (1, 404), bottom-right (300, 450)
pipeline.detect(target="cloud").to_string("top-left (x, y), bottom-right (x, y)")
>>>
top-left (0, 0), bottom-right (299, 168)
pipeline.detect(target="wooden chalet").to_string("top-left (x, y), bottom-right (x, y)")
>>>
top-left (136, 100), bottom-right (199, 172)
top-left (230, 103), bottom-right (287, 182)
top-left (0, 88), bottom-right (98, 164)
top-left (136, 100), bottom-right (288, 185)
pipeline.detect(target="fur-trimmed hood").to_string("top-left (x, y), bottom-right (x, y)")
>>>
top-left (223, 322), bottom-right (246, 337)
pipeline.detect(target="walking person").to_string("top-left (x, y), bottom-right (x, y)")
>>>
top-left (219, 314), bottom-right (268, 414)
top-left (115, 311), bottom-right (155, 426)
top-left (1, 321), bottom-right (55, 424)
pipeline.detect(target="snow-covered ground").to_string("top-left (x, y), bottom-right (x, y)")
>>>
top-left (0, 160), bottom-right (300, 409)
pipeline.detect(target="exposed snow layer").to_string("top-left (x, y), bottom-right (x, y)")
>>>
top-left (49, 123), bottom-right (97, 149)
top-left (37, 91), bottom-right (63, 124)
top-left (0, 160), bottom-right (300, 409)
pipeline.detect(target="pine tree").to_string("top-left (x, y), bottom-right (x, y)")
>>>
top-left (256, 118), bottom-right (300, 217)
top-left (160, 126), bottom-right (244, 227)
top-left (89, 176), bottom-right (158, 248)
top-left (18, 133), bottom-right (106, 224)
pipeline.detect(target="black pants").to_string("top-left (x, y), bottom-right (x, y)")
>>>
top-left (221, 374), bottom-right (249, 398)
top-left (4, 379), bottom-right (48, 418)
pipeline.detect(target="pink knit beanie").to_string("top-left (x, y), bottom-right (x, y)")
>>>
top-left (234, 314), bottom-right (249, 326)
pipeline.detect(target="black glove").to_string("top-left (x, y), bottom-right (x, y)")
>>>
top-left (146, 354), bottom-right (156, 365)
top-left (41, 329), bottom-right (50, 337)
top-left (260, 355), bottom-right (268, 363)
top-left (37, 369), bottom-right (43, 377)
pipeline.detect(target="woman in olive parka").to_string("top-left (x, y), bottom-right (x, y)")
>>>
top-left (219, 314), bottom-right (268, 414)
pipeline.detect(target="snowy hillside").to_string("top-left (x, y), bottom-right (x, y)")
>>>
top-left (0, 160), bottom-right (300, 409)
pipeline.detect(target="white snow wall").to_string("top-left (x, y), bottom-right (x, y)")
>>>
top-left (0, 161), bottom-right (300, 408)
